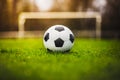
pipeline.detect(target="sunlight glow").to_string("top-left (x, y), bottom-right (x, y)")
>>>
top-left (35, 0), bottom-right (54, 11)
top-left (93, 0), bottom-right (106, 8)
top-left (93, 0), bottom-right (107, 13)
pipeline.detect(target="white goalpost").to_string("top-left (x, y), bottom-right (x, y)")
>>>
top-left (18, 12), bottom-right (102, 39)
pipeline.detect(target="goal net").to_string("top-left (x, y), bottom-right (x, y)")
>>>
top-left (18, 12), bottom-right (101, 38)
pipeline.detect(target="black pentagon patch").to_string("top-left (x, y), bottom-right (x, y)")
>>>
top-left (55, 26), bottom-right (64, 32)
top-left (54, 38), bottom-right (64, 47)
top-left (70, 34), bottom-right (74, 43)
top-left (44, 33), bottom-right (49, 42)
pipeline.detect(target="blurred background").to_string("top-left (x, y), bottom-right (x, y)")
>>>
top-left (0, 0), bottom-right (120, 39)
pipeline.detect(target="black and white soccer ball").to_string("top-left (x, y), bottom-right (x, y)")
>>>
top-left (43, 25), bottom-right (74, 52)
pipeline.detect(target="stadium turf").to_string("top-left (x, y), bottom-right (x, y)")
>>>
top-left (0, 38), bottom-right (120, 80)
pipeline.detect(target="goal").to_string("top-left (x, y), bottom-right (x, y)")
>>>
top-left (18, 12), bottom-right (102, 38)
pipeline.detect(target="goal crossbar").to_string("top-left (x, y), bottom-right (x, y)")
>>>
top-left (18, 12), bottom-right (102, 38)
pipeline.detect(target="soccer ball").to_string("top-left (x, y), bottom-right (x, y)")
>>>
top-left (43, 25), bottom-right (74, 52)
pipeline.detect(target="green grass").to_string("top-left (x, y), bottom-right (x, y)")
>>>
top-left (0, 38), bottom-right (120, 80)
